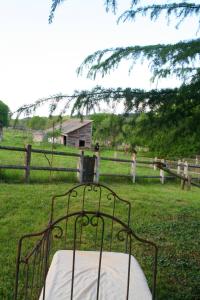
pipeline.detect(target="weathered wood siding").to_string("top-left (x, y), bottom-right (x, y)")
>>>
top-left (32, 131), bottom-right (45, 142)
top-left (63, 123), bottom-right (92, 148)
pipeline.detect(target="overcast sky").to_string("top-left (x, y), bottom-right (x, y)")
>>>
top-left (0, 0), bottom-right (198, 115)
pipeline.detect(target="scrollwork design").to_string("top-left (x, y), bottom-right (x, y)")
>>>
top-left (90, 213), bottom-right (102, 227)
top-left (70, 189), bottom-right (78, 199)
top-left (52, 225), bottom-right (63, 239)
top-left (85, 183), bottom-right (93, 192)
top-left (85, 183), bottom-right (100, 195)
top-left (91, 184), bottom-right (100, 193)
top-left (77, 213), bottom-right (90, 227)
top-left (116, 228), bottom-right (131, 242)
top-left (107, 192), bottom-right (115, 202)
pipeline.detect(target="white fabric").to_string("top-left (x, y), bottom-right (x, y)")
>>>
top-left (39, 250), bottom-right (152, 300)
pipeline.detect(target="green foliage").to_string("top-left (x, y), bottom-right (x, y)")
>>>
top-left (75, 1), bottom-right (200, 157)
top-left (89, 112), bottom-right (110, 142)
top-left (49, 1), bottom-right (200, 82)
top-left (11, 115), bottom-right (70, 131)
top-left (46, 128), bottom-right (61, 139)
top-left (9, 117), bottom-right (30, 129)
top-left (119, 2), bottom-right (200, 28)
top-left (0, 100), bottom-right (9, 127)
top-left (139, 113), bottom-right (200, 157)
top-left (16, 1), bottom-right (199, 157)
top-left (89, 109), bottom-right (200, 157)
top-left (78, 39), bottom-right (200, 82)
top-left (94, 114), bottom-right (124, 147)
top-left (27, 116), bottom-right (47, 130)
top-left (49, 0), bottom-right (66, 23)
top-left (77, 1), bottom-right (200, 82)
top-left (48, 0), bottom-right (121, 23)
top-left (90, 113), bottom-right (138, 148)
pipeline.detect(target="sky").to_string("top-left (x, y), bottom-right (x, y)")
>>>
top-left (0, 0), bottom-right (198, 116)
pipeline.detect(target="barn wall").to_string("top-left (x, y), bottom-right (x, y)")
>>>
top-left (33, 133), bottom-right (44, 142)
top-left (66, 123), bottom-right (92, 148)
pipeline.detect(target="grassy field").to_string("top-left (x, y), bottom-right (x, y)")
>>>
top-left (0, 129), bottom-right (200, 299)
top-left (0, 128), bottom-right (160, 184)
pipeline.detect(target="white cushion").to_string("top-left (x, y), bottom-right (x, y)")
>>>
top-left (39, 250), bottom-right (152, 300)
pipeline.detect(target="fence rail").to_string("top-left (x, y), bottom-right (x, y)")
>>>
top-left (0, 144), bottom-right (81, 183)
top-left (0, 145), bottom-right (200, 188)
top-left (0, 145), bottom-right (81, 157)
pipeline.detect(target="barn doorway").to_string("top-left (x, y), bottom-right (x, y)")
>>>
top-left (63, 136), bottom-right (67, 146)
top-left (79, 140), bottom-right (85, 147)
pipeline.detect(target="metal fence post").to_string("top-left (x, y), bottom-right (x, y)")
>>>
top-left (25, 144), bottom-right (32, 183)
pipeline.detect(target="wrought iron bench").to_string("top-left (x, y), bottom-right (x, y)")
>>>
top-left (14, 183), bottom-right (158, 300)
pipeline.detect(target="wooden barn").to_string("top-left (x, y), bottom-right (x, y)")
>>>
top-left (46, 119), bottom-right (93, 148)
top-left (32, 130), bottom-right (44, 143)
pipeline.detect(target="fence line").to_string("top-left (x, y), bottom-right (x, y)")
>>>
top-left (0, 144), bottom-right (81, 183)
top-left (0, 145), bottom-right (200, 187)
top-left (0, 145), bottom-right (81, 157)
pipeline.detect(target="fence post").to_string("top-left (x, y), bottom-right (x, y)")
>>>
top-left (94, 152), bottom-right (100, 183)
top-left (184, 161), bottom-right (189, 189)
top-left (184, 161), bottom-right (188, 178)
top-left (25, 144), bottom-right (32, 183)
top-left (131, 153), bottom-right (136, 183)
top-left (187, 175), bottom-right (191, 190)
top-left (177, 159), bottom-right (181, 175)
top-left (181, 161), bottom-right (189, 190)
top-left (77, 151), bottom-right (84, 183)
top-left (160, 159), bottom-right (165, 184)
top-left (114, 151), bottom-right (117, 161)
top-left (154, 157), bottom-right (157, 170)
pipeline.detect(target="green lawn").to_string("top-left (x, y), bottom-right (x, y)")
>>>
top-left (0, 182), bottom-right (200, 299)
top-left (0, 129), bottom-right (200, 299)
top-left (0, 128), bottom-right (160, 184)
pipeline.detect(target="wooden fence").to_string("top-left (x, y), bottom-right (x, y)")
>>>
top-left (154, 157), bottom-right (200, 179)
top-left (0, 145), bottom-right (80, 183)
top-left (95, 154), bottom-right (174, 184)
top-left (0, 145), bottom-right (200, 186)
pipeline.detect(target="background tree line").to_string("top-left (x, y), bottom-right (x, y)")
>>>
top-left (0, 100), bottom-right (10, 127)
top-left (9, 112), bottom-right (199, 158)
top-left (14, 0), bottom-right (200, 158)
top-left (90, 112), bottom-right (200, 157)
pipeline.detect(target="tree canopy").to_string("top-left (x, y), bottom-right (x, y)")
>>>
top-left (0, 100), bottom-right (9, 127)
top-left (16, 1), bottom-right (200, 156)
top-left (49, 0), bottom-right (200, 84)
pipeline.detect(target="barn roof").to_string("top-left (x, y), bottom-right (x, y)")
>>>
top-left (46, 119), bottom-right (92, 135)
